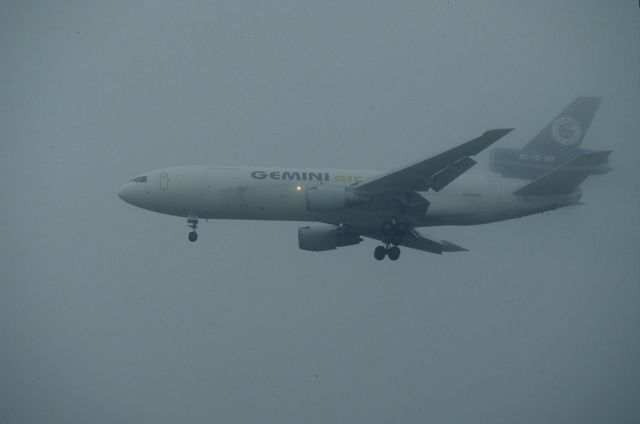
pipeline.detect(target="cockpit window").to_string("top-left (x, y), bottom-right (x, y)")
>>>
top-left (131, 176), bottom-right (147, 183)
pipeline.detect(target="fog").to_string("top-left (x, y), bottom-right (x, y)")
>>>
top-left (1, 1), bottom-right (639, 423)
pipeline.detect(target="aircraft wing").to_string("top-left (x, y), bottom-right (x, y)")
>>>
top-left (360, 226), bottom-right (467, 255)
top-left (400, 229), bottom-right (468, 254)
top-left (352, 129), bottom-right (513, 195)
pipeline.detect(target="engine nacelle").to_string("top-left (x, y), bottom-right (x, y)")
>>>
top-left (298, 224), bottom-right (363, 251)
top-left (305, 186), bottom-right (369, 212)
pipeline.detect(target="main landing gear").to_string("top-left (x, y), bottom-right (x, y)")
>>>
top-left (374, 220), bottom-right (407, 261)
top-left (374, 245), bottom-right (401, 261)
top-left (187, 216), bottom-right (198, 242)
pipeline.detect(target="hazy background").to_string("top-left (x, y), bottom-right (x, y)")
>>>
top-left (1, 1), bottom-right (639, 422)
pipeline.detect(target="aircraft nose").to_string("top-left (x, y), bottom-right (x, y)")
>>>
top-left (118, 183), bottom-right (133, 204)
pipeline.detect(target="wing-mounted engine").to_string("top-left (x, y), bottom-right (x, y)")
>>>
top-left (298, 224), bottom-right (363, 251)
top-left (305, 186), bottom-right (369, 212)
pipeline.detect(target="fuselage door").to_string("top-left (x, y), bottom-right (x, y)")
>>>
top-left (160, 173), bottom-right (168, 190)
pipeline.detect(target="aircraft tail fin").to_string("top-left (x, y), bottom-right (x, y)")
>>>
top-left (514, 150), bottom-right (611, 196)
top-left (523, 96), bottom-right (601, 153)
top-left (490, 97), bottom-right (604, 179)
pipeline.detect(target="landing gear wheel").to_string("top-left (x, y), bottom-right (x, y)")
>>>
top-left (387, 246), bottom-right (401, 261)
top-left (187, 216), bottom-right (199, 242)
top-left (374, 246), bottom-right (387, 260)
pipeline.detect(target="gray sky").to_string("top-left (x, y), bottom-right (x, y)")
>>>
top-left (1, 1), bottom-right (639, 423)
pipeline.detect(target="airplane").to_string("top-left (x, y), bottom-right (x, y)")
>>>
top-left (118, 102), bottom-right (611, 261)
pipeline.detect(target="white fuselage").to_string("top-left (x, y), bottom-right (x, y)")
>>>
top-left (118, 166), bottom-right (581, 229)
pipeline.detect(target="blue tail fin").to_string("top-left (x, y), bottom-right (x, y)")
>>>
top-left (523, 97), bottom-right (601, 154)
top-left (490, 97), bottom-right (606, 179)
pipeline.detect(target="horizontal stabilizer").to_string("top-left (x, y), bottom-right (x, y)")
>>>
top-left (514, 150), bottom-right (612, 196)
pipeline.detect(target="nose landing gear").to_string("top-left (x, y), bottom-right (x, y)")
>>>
top-left (187, 216), bottom-right (198, 242)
